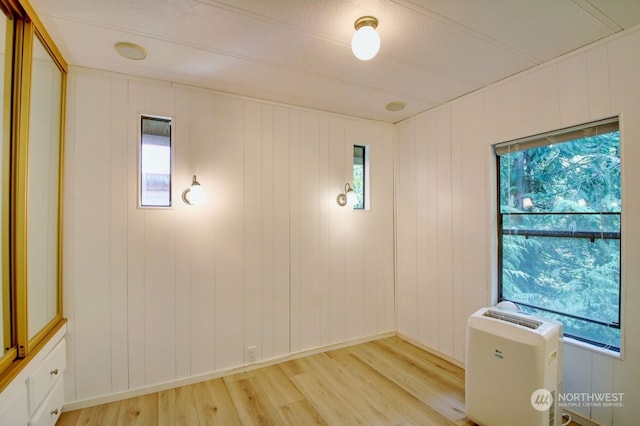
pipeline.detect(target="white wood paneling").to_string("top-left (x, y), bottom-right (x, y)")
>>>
top-left (212, 95), bottom-right (245, 371)
top-left (414, 117), bottom-right (429, 348)
top-left (343, 121), bottom-right (365, 341)
top-left (520, 64), bottom-right (560, 137)
top-left (62, 25), bottom-right (640, 423)
top-left (126, 80), bottom-right (147, 390)
top-left (395, 120), bottom-right (417, 338)
top-left (318, 114), bottom-right (331, 348)
top-left (63, 69), bottom-right (395, 405)
top-left (370, 124), bottom-right (396, 333)
top-left (62, 70), bottom-right (77, 403)
top-left (558, 53), bottom-right (589, 126)
top-left (591, 351), bottom-right (615, 426)
top-left (271, 105), bottom-right (291, 358)
top-left (395, 26), bottom-right (640, 424)
top-left (288, 109), bottom-right (301, 355)
top-left (108, 77), bottom-right (130, 393)
top-left (421, 112), bottom-right (440, 350)
top-left (486, 78), bottom-right (523, 144)
top-left (435, 107), bottom-right (454, 357)
top-left (293, 110), bottom-right (321, 351)
top-left (451, 93), bottom-right (491, 362)
top-left (143, 208), bottom-right (177, 385)
top-left (71, 72), bottom-right (113, 399)
top-left (187, 89), bottom-right (217, 376)
top-left (173, 87), bottom-right (193, 379)
top-left (243, 100), bottom-right (263, 363)
top-left (258, 104), bottom-right (274, 360)
top-left (328, 117), bottom-right (347, 344)
top-left (563, 343), bottom-right (593, 419)
top-left (586, 46), bottom-right (611, 120)
top-left (142, 83), bottom-right (177, 386)
top-left (608, 29), bottom-right (640, 426)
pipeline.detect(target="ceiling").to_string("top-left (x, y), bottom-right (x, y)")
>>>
top-left (30, 0), bottom-right (640, 123)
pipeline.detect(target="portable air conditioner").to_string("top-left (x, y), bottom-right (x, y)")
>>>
top-left (466, 306), bottom-right (563, 426)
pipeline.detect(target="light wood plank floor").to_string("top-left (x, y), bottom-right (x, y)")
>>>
top-left (59, 336), bottom-right (567, 425)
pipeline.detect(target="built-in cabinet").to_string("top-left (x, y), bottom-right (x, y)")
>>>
top-left (0, 326), bottom-right (65, 425)
top-left (0, 0), bottom-right (67, 423)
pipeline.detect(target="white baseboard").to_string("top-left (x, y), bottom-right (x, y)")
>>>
top-left (63, 331), bottom-right (395, 412)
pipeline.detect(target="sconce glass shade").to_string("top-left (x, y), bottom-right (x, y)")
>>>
top-left (337, 183), bottom-right (357, 207)
top-left (351, 16), bottom-right (380, 60)
top-left (182, 175), bottom-right (206, 205)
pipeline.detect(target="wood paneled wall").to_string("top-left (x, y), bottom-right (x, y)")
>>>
top-left (62, 70), bottom-right (395, 406)
top-left (394, 27), bottom-right (640, 425)
top-left (62, 25), bottom-right (640, 424)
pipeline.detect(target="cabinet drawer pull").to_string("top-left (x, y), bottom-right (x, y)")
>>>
top-left (51, 408), bottom-right (59, 415)
top-left (50, 368), bottom-right (59, 375)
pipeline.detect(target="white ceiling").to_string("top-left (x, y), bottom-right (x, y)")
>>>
top-left (30, 0), bottom-right (640, 123)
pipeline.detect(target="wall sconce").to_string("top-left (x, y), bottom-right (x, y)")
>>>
top-left (182, 175), bottom-right (206, 205)
top-left (351, 16), bottom-right (380, 60)
top-left (336, 183), bottom-right (358, 207)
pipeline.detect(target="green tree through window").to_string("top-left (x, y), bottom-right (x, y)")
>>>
top-left (497, 118), bottom-right (621, 351)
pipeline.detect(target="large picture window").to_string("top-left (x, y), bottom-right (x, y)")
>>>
top-left (497, 117), bottom-right (621, 352)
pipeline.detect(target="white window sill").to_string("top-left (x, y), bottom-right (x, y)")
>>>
top-left (563, 336), bottom-right (622, 360)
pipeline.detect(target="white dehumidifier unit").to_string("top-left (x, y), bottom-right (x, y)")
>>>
top-left (466, 306), bottom-right (563, 426)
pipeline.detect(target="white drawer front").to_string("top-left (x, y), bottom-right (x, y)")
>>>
top-left (29, 379), bottom-right (64, 426)
top-left (28, 339), bottom-right (66, 415)
top-left (0, 380), bottom-right (28, 425)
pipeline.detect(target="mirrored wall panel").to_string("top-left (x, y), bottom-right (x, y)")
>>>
top-left (0, 10), bottom-right (11, 358)
top-left (26, 33), bottom-right (63, 340)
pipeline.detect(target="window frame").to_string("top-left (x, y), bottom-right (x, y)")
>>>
top-left (352, 144), bottom-right (370, 211)
top-left (138, 114), bottom-right (173, 209)
top-left (495, 117), bottom-right (622, 354)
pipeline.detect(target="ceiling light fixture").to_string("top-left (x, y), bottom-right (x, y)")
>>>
top-left (351, 16), bottom-right (380, 61)
top-left (115, 41), bottom-right (147, 60)
top-left (386, 101), bottom-right (406, 112)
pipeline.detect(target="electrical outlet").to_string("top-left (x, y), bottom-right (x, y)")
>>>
top-left (247, 346), bottom-right (257, 363)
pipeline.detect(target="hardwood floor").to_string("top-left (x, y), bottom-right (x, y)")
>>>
top-left (56, 336), bottom-right (474, 425)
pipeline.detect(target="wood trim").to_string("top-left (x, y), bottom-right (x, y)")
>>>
top-left (0, 0), bottom-right (67, 377)
top-left (0, 0), bottom-right (23, 17)
top-left (18, 0), bottom-right (67, 72)
top-left (12, 11), bottom-right (30, 359)
top-left (57, 71), bottom-right (66, 319)
top-left (0, 318), bottom-right (65, 393)
top-left (27, 314), bottom-right (64, 353)
top-left (1, 11), bottom-right (14, 359)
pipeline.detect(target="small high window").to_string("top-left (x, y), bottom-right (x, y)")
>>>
top-left (353, 145), bottom-right (368, 210)
top-left (140, 116), bottom-right (172, 207)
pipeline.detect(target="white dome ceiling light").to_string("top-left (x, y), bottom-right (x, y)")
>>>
top-left (351, 16), bottom-right (380, 61)
top-left (114, 41), bottom-right (147, 60)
